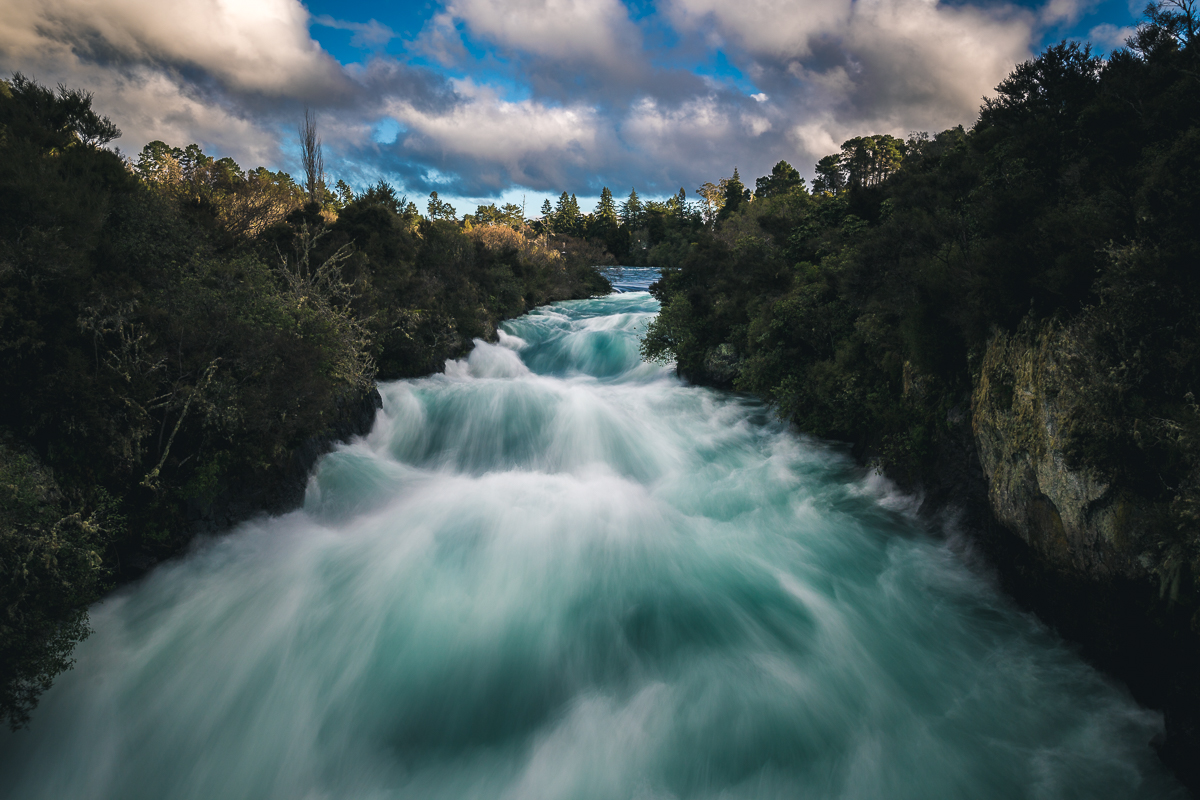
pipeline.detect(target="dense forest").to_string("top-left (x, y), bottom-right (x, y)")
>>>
top-left (0, 78), bottom-right (608, 728)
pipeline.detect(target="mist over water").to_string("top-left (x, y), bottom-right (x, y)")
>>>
top-left (0, 267), bottom-right (1186, 799)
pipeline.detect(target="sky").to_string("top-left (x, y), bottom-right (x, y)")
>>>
top-left (0, 0), bottom-right (1145, 213)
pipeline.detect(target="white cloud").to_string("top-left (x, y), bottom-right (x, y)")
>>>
top-left (662, 0), bottom-right (1035, 171)
top-left (620, 96), bottom-right (738, 177)
top-left (741, 113), bottom-right (772, 136)
top-left (434, 0), bottom-right (643, 69)
top-left (413, 12), bottom-right (470, 66)
top-left (844, 0), bottom-right (1035, 123)
top-left (382, 79), bottom-right (607, 188)
top-left (788, 119), bottom-right (843, 161)
top-left (102, 69), bottom-right (284, 165)
top-left (0, 60), bottom-right (283, 168)
top-left (1040, 0), bottom-right (1102, 25)
top-left (0, 0), bottom-right (343, 96)
top-left (665, 0), bottom-right (852, 59)
top-left (0, 0), bottom-right (339, 165)
top-left (1088, 22), bottom-right (1136, 48)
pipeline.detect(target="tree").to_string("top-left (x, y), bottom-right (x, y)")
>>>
top-left (499, 203), bottom-right (525, 227)
top-left (696, 181), bottom-right (726, 223)
top-left (427, 191), bottom-right (457, 221)
top-left (755, 160), bottom-right (805, 198)
top-left (666, 187), bottom-right (690, 220)
top-left (472, 203), bottom-right (503, 225)
top-left (5, 74), bottom-right (120, 150)
top-left (358, 180), bottom-right (403, 213)
top-left (298, 108), bottom-right (324, 206)
top-left (552, 191), bottom-right (582, 235)
top-left (812, 154), bottom-right (845, 195)
top-left (978, 42), bottom-right (1102, 134)
top-left (717, 168), bottom-right (750, 221)
top-left (620, 188), bottom-right (643, 226)
top-left (334, 180), bottom-right (355, 208)
top-left (135, 140), bottom-right (183, 186)
top-left (1136, 0), bottom-right (1198, 48)
top-left (595, 187), bottom-right (618, 224)
top-left (177, 143), bottom-right (212, 182)
top-left (840, 135), bottom-right (904, 189)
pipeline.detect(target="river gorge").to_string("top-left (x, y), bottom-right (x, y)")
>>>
top-left (0, 269), bottom-right (1187, 798)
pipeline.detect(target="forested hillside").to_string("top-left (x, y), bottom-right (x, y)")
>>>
top-left (638, 2), bottom-right (1200, 783)
top-left (0, 76), bottom-right (608, 729)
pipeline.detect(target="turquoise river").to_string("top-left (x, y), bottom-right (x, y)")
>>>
top-left (0, 268), bottom-right (1188, 798)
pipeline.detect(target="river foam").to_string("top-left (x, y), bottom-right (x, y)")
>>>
top-left (0, 280), bottom-right (1186, 799)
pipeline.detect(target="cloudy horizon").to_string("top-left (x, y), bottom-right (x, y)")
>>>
top-left (0, 0), bottom-right (1142, 211)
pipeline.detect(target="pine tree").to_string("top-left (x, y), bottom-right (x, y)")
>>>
top-left (671, 187), bottom-right (687, 218)
top-left (620, 188), bottom-right (642, 226)
top-left (427, 191), bottom-right (456, 221)
top-left (719, 168), bottom-right (749, 219)
top-left (596, 186), bottom-right (618, 223)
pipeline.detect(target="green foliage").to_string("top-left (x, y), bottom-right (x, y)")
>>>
top-left (469, 202), bottom-right (525, 228)
top-left (620, 188), bottom-right (643, 226)
top-left (551, 192), bottom-right (583, 236)
top-left (0, 440), bottom-right (108, 729)
top-left (595, 187), bottom-right (618, 224)
top-left (840, 135), bottom-right (905, 189)
top-left (813, 154), bottom-right (845, 195)
top-left (427, 191), bottom-right (457, 221)
top-left (133, 139), bottom-right (305, 238)
top-left (717, 168), bottom-right (750, 222)
top-left (755, 161), bottom-right (805, 199)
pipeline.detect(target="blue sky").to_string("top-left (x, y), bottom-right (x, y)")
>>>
top-left (1, 0), bottom-right (1145, 215)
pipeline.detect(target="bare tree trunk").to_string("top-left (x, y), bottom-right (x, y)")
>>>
top-left (299, 108), bottom-right (324, 206)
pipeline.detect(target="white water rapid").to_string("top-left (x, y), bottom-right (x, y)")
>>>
top-left (0, 268), bottom-right (1186, 798)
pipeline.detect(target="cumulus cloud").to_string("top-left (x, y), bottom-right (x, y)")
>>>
top-left (0, 0), bottom-right (446, 171)
top-left (664, 0), bottom-right (853, 59)
top-left (656, 0), bottom-right (1035, 181)
top-left (378, 78), bottom-right (611, 191)
top-left (1088, 22), bottom-right (1136, 48)
top-left (1040, 0), bottom-right (1102, 25)
top-left (423, 0), bottom-right (644, 73)
top-left (0, 0), bottom-right (335, 165)
top-left (0, 0), bottom-right (344, 97)
top-left (412, 12), bottom-right (471, 67)
top-left (392, 0), bottom-right (1039, 195)
top-left (842, 0), bottom-right (1035, 123)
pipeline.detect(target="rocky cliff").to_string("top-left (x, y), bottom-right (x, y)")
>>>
top-left (973, 318), bottom-right (1151, 580)
top-left (971, 316), bottom-right (1200, 789)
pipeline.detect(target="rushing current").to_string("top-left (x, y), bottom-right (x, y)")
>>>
top-left (0, 267), bottom-right (1186, 799)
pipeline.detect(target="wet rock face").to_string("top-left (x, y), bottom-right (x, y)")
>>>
top-left (972, 319), bottom-right (1148, 580)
